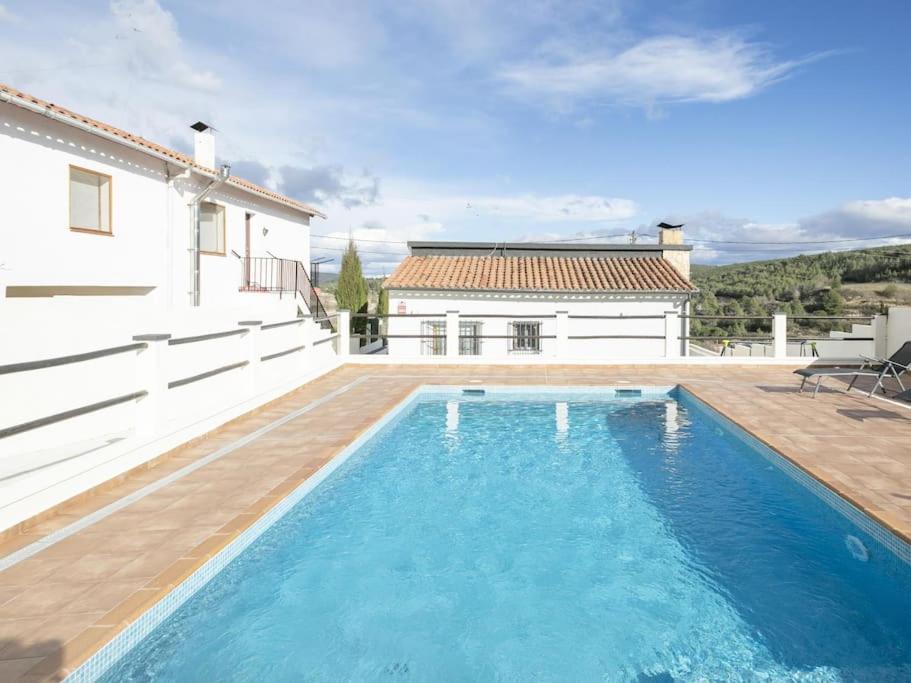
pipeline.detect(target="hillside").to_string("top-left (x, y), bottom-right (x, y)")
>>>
top-left (690, 244), bottom-right (911, 339)
top-left (313, 246), bottom-right (911, 338)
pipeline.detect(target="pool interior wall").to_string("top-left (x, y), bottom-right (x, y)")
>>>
top-left (69, 385), bottom-right (911, 682)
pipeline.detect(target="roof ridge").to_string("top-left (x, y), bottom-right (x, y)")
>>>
top-left (0, 82), bottom-right (324, 218)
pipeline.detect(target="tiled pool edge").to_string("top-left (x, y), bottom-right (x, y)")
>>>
top-left (63, 381), bottom-right (910, 681)
top-left (63, 384), bottom-right (674, 681)
top-left (62, 384), bottom-right (428, 683)
top-left (678, 384), bottom-right (911, 566)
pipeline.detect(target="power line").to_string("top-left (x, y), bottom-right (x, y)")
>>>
top-left (539, 232), bottom-right (634, 243)
top-left (311, 233), bottom-right (409, 245)
top-left (312, 229), bottom-right (911, 252)
top-left (311, 244), bottom-right (408, 257)
top-left (683, 232), bottom-right (911, 246)
top-left (311, 231), bottom-right (637, 247)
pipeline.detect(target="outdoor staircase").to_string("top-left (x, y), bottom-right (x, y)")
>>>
top-left (239, 256), bottom-right (334, 331)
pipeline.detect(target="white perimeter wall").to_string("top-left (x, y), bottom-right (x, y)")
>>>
top-left (0, 312), bottom-right (341, 533)
top-left (387, 291), bottom-right (689, 359)
top-left (887, 306), bottom-right (911, 357)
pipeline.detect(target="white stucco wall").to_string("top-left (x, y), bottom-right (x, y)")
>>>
top-left (181, 178), bottom-right (311, 310)
top-left (886, 306), bottom-right (911, 357)
top-left (386, 291), bottom-right (690, 359)
top-left (0, 103), bottom-right (171, 303)
top-left (0, 100), bottom-right (313, 313)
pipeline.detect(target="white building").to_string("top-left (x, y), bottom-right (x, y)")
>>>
top-left (0, 84), bottom-right (345, 528)
top-left (0, 83), bottom-right (328, 359)
top-left (383, 229), bottom-right (696, 359)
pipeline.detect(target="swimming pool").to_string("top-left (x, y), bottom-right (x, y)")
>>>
top-left (81, 386), bottom-right (911, 681)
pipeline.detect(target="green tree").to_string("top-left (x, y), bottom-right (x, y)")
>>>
top-left (336, 241), bottom-right (369, 338)
top-left (374, 286), bottom-right (389, 344)
top-left (820, 288), bottom-right (845, 315)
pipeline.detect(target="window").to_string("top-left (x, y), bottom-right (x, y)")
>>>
top-left (199, 202), bottom-right (226, 254)
top-left (459, 321), bottom-right (482, 355)
top-left (421, 320), bottom-right (446, 356)
top-left (69, 166), bottom-right (111, 234)
top-left (509, 321), bottom-right (542, 354)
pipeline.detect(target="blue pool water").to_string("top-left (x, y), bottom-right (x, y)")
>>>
top-left (99, 388), bottom-right (911, 681)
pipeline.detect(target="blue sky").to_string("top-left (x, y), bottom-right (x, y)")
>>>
top-left (1, 0), bottom-right (909, 273)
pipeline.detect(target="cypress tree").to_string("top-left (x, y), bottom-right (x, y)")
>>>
top-left (336, 241), bottom-right (368, 338)
top-left (375, 286), bottom-right (389, 343)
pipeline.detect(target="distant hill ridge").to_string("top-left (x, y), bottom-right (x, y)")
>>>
top-left (689, 243), bottom-right (911, 339)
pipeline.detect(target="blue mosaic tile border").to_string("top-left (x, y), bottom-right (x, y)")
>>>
top-left (65, 385), bottom-right (427, 683)
top-left (68, 382), bottom-right (908, 680)
top-left (417, 384), bottom-right (676, 401)
top-left (66, 384), bottom-right (673, 681)
top-left (677, 386), bottom-right (911, 567)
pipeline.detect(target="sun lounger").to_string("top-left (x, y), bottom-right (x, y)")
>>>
top-left (794, 341), bottom-right (911, 397)
top-left (795, 366), bottom-right (882, 396)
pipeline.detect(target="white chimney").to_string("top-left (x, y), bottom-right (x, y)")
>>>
top-left (191, 121), bottom-right (216, 169)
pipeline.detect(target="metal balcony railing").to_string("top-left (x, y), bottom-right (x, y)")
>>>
top-left (239, 256), bottom-right (333, 330)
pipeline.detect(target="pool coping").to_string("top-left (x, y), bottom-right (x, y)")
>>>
top-left (65, 384), bottom-right (679, 681)
top-left (63, 381), bottom-right (911, 681)
top-left (678, 385), bottom-right (911, 565)
top-left (63, 384), bottom-right (429, 682)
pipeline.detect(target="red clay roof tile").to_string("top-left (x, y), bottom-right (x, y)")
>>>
top-left (384, 255), bottom-right (695, 292)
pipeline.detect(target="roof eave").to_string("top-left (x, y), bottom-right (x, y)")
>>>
top-left (406, 240), bottom-right (694, 252)
top-left (384, 286), bottom-right (696, 295)
top-left (1, 84), bottom-right (326, 220)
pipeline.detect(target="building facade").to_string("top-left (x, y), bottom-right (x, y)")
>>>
top-left (383, 233), bottom-right (696, 359)
top-left (0, 83), bottom-right (322, 313)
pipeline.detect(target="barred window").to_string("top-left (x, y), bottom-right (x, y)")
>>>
top-left (421, 320), bottom-right (446, 356)
top-left (509, 321), bottom-right (541, 354)
top-left (459, 321), bottom-right (482, 355)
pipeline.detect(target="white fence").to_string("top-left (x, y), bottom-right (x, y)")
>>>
top-left (348, 310), bottom-right (895, 363)
top-left (3, 306), bottom-right (906, 532)
top-left (0, 315), bottom-right (341, 531)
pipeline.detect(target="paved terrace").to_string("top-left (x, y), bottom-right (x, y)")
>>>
top-left (1, 364), bottom-right (910, 681)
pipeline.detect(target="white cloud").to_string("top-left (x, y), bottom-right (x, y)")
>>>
top-left (469, 195), bottom-right (636, 222)
top-left (279, 165), bottom-right (380, 209)
top-left (804, 197), bottom-right (911, 236)
top-left (0, 4), bottom-right (20, 23)
top-left (499, 34), bottom-right (823, 110)
top-left (109, 0), bottom-right (220, 92)
top-left (663, 199), bottom-right (911, 264)
top-left (312, 181), bottom-right (639, 274)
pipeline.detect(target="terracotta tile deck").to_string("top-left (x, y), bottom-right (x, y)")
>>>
top-left (1, 363), bottom-right (910, 681)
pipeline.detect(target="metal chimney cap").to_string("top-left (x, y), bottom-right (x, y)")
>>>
top-left (190, 121), bottom-right (215, 133)
top-left (657, 222), bottom-right (684, 229)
